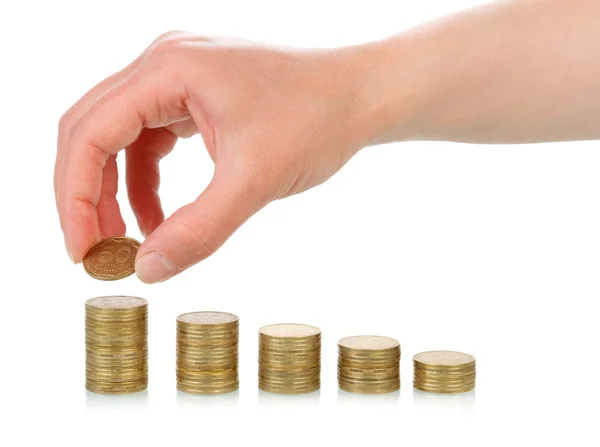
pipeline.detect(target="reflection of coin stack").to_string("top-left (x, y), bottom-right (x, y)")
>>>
top-left (413, 351), bottom-right (476, 394)
top-left (176, 312), bottom-right (239, 394)
top-left (258, 324), bottom-right (321, 394)
top-left (85, 296), bottom-right (148, 394)
top-left (337, 336), bottom-right (401, 394)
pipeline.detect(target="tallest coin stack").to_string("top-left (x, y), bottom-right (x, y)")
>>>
top-left (85, 296), bottom-right (148, 394)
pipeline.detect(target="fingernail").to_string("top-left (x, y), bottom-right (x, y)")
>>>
top-left (135, 252), bottom-right (178, 283)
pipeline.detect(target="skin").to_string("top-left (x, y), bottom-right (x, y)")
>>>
top-left (55, 0), bottom-right (600, 283)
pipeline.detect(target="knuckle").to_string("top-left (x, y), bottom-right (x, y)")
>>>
top-left (156, 30), bottom-right (187, 42)
top-left (58, 111), bottom-right (74, 138)
top-left (150, 31), bottom-right (189, 58)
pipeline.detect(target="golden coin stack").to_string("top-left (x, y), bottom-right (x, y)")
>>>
top-left (337, 335), bottom-right (401, 394)
top-left (258, 324), bottom-right (321, 394)
top-left (85, 296), bottom-right (148, 394)
top-left (413, 350), bottom-right (476, 394)
top-left (176, 311), bottom-right (239, 394)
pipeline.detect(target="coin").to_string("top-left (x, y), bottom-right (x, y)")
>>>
top-left (259, 324), bottom-right (321, 339)
top-left (86, 379), bottom-right (148, 395)
top-left (337, 335), bottom-right (401, 394)
top-left (414, 383), bottom-right (475, 394)
top-left (413, 351), bottom-right (475, 369)
top-left (339, 375), bottom-right (400, 394)
top-left (258, 380), bottom-right (320, 394)
top-left (176, 311), bottom-right (239, 395)
top-left (258, 323), bottom-right (322, 394)
top-left (83, 237), bottom-right (141, 280)
top-left (177, 382), bottom-right (239, 395)
top-left (178, 311), bottom-right (239, 326)
top-left (413, 350), bottom-right (476, 394)
top-left (87, 295), bottom-right (147, 309)
top-left (85, 296), bottom-right (148, 395)
top-left (338, 335), bottom-right (400, 351)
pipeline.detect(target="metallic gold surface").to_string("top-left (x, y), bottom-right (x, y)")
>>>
top-left (176, 311), bottom-right (239, 395)
top-left (337, 335), bottom-right (400, 394)
top-left (338, 335), bottom-right (400, 351)
top-left (83, 237), bottom-right (141, 281)
top-left (85, 296), bottom-right (148, 395)
top-left (258, 323), bottom-right (321, 394)
top-left (412, 350), bottom-right (476, 394)
top-left (413, 351), bottom-right (475, 369)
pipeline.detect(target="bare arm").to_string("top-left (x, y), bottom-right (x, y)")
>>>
top-left (56, 0), bottom-right (600, 283)
top-left (353, 0), bottom-right (600, 145)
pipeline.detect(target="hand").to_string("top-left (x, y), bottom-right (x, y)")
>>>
top-left (55, 32), bottom-right (367, 283)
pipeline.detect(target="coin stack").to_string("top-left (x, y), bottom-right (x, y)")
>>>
top-left (337, 335), bottom-right (401, 394)
top-left (85, 296), bottom-right (148, 394)
top-left (176, 312), bottom-right (239, 394)
top-left (258, 324), bottom-right (321, 394)
top-left (413, 350), bottom-right (476, 394)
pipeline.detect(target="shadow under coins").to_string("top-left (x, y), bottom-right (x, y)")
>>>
top-left (412, 388), bottom-right (476, 414)
top-left (176, 389), bottom-right (240, 408)
top-left (258, 389), bottom-right (321, 406)
top-left (337, 388), bottom-right (400, 406)
top-left (85, 389), bottom-right (149, 410)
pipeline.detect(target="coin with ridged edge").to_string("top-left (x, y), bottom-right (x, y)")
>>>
top-left (337, 335), bottom-right (400, 394)
top-left (338, 335), bottom-right (400, 351)
top-left (259, 323), bottom-right (321, 339)
top-left (85, 296), bottom-right (148, 395)
top-left (259, 323), bottom-right (321, 394)
top-left (413, 351), bottom-right (475, 368)
top-left (86, 296), bottom-right (147, 309)
top-left (178, 311), bottom-right (238, 326)
top-left (413, 350), bottom-right (476, 394)
top-left (83, 237), bottom-right (141, 281)
top-left (176, 311), bottom-right (239, 395)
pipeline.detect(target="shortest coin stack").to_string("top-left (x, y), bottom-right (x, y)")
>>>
top-left (176, 312), bottom-right (239, 394)
top-left (85, 296), bottom-right (148, 394)
top-left (259, 324), bottom-right (321, 394)
top-left (337, 336), bottom-right (401, 394)
top-left (413, 351), bottom-right (476, 394)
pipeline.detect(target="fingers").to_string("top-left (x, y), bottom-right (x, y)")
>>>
top-left (165, 118), bottom-right (198, 139)
top-left (55, 55), bottom-right (145, 201)
top-left (97, 154), bottom-right (127, 238)
top-left (54, 31), bottom-right (193, 202)
top-left (135, 170), bottom-right (270, 283)
top-left (57, 59), bottom-right (191, 262)
top-left (126, 128), bottom-right (178, 237)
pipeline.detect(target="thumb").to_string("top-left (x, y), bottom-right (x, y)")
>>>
top-left (135, 171), bottom-right (269, 283)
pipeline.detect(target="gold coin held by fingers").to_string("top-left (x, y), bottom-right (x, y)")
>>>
top-left (83, 237), bottom-right (141, 281)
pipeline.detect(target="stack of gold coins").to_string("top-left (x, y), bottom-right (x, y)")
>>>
top-left (258, 324), bottom-right (321, 394)
top-left (85, 296), bottom-right (148, 394)
top-left (413, 351), bottom-right (476, 394)
top-left (337, 335), bottom-right (401, 394)
top-left (176, 312), bottom-right (239, 394)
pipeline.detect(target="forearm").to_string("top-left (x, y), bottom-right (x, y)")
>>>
top-left (349, 0), bottom-right (600, 145)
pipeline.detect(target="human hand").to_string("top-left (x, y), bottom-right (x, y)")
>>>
top-left (55, 32), bottom-right (369, 283)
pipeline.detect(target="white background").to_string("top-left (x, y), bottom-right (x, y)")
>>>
top-left (1, 0), bottom-right (599, 445)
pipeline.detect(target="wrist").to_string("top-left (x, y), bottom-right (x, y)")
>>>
top-left (339, 38), bottom-right (425, 148)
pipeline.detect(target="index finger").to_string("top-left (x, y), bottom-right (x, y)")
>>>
top-left (57, 66), bottom-right (189, 261)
